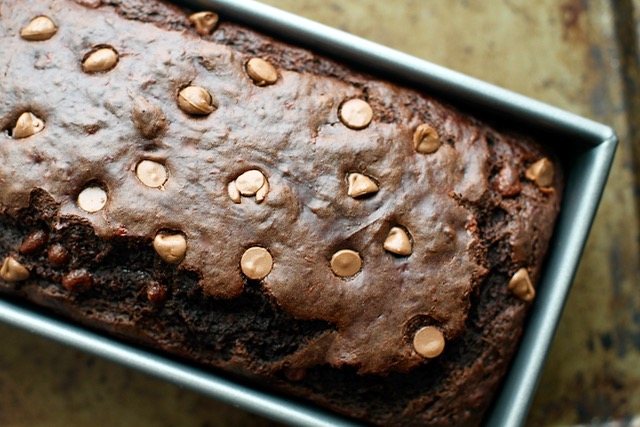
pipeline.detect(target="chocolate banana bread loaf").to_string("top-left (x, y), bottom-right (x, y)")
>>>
top-left (0, 0), bottom-right (562, 425)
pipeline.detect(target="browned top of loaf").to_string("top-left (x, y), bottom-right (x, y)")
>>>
top-left (0, 1), bottom-right (562, 421)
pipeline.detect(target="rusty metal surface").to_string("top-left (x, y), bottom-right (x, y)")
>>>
top-left (1, 0), bottom-right (638, 426)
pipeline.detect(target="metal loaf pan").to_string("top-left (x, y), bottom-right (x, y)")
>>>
top-left (0, 1), bottom-right (618, 426)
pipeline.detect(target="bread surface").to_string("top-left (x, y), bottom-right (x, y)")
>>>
top-left (0, 1), bottom-right (563, 425)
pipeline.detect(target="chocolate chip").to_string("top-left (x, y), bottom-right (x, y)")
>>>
top-left (283, 367), bottom-right (307, 382)
top-left (146, 283), bottom-right (168, 305)
top-left (19, 230), bottom-right (49, 255)
top-left (48, 244), bottom-right (70, 267)
top-left (62, 269), bottom-right (93, 292)
top-left (496, 163), bottom-right (522, 197)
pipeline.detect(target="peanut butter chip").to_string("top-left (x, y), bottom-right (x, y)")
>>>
top-left (20, 16), bottom-right (58, 41)
top-left (0, 256), bottom-right (29, 282)
top-left (77, 186), bottom-right (107, 213)
top-left (178, 86), bottom-right (216, 115)
top-left (136, 160), bottom-right (168, 188)
top-left (339, 99), bottom-right (373, 130)
top-left (347, 173), bottom-right (379, 198)
top-left (153, 233), bottom-right (187, 264)
top-left (331, 249), bottom-right (362, 277)
top-left (82, 47), bottom-right (119, 73)
top-left (188, 11), bottom-right (219, 36)
top-left (229, 170), bottom-right (270, 204)
top-left (246, 58), bottom-right (278, 86)
top-left (525, 158), bottom-right (554, 188)
top-left (384, 227), bottom-right (412, 256)
top-left (240, 247), bottom-right (273, 280)
top-left (508, 268), bottom-right (536, 302)
top-left (12, 112), bottom-right (45, 139)
top-left (413, 326), bottom-right (445, 359)
top-left (235, 170), bottom-right (265, 195)
top-left (228, 181), bottom-right (241, 204)
top-left (255, 180), bottom-right (270, 203)
top-left (413, 123), bottom-right (442, 154)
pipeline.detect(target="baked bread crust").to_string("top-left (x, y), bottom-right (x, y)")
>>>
top-left (0, 1), bottom-right (562, 425)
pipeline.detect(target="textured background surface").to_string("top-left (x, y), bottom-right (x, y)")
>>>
top-left (1, 0), bottom-right (639, 425)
